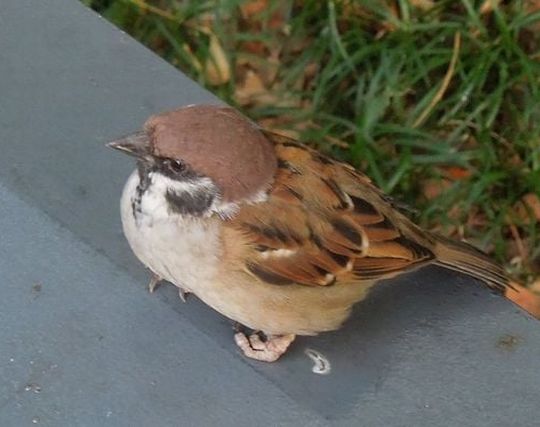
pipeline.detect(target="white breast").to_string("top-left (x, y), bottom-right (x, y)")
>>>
top-left (119, 170), bottom-right (221, 292)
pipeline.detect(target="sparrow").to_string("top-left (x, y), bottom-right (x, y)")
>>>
top-left (107, 104), bottom-right (510, 362)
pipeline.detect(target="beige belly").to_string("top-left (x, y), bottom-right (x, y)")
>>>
top-left (194, 271), bottom-right (375, 335)
top-left (120, 170), bottom-right (374, 335)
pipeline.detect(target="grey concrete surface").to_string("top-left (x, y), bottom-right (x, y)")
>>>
top-left (0, 1), bottom-right (539, 426)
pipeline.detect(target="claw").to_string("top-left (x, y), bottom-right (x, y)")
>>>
top-left (147, 274), bottom-right (162, 293)
top-left (147, 273), bottom-right (190, 302)
top-left (178, 288), bottom-right (189, 303)
top-left (234, 332), bottom-right (295, 362)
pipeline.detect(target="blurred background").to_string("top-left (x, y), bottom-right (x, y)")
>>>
top-left (82, 0), bottom-right (540, 287)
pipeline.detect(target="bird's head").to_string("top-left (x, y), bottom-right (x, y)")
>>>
top-left (107, 105), bottom-right (277, 218)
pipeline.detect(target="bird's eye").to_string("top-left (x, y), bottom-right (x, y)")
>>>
top-left (166, 159), bottom-right (186, 174)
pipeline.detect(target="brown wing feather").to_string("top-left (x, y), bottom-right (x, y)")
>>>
top-left (228, 133), bottom-right (435, 287)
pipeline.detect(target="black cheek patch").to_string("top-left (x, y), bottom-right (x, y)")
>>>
top-left (166, 188), bottom-right (216, 216)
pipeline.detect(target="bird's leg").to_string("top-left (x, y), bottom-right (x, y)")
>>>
top-left (178, 287), bottom-right (189, 303)
top-left (147, 273), bottom-right (162, 293)
top-left (234, 331), bottom-right (296, 362)
top-left (147, 273), bottom-right (190, 302)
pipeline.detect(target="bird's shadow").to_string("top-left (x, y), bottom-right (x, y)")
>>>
top-left (158, 265), bottom-right (519, 419)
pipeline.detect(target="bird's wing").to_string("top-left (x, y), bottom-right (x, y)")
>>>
top-left (226, 133), bottom-right (435, 287)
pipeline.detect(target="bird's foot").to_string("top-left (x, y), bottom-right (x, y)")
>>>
top-left (147, 273), bottom-right (162, 293)
top-left (178, 288), bottom-right (190, 303)
top-left (234, 332), bottom-right (296, 362)
top-left (148, 274), bottom-right (190, 302)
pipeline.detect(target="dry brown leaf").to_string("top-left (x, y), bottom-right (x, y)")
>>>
top-left (204, 33), bottom-right (231, 86)
top-left (241, 41), bottom-right (267, 55)
top-left (441, 166), bottom-right (472, 181)
top-left (238, 49), bottom-right (281, 86)
top-left (447, 205), bottom-right (464, 223)
top-left (508, 223), bottom-right (528, 263)
top-left (240, 1), bottom-right (288, 32)
top-left (268, 9), bottom-right (288, 32)
top-left (525, 0), bottom-right (540, 12)
top-left (480, 0), bottom-right (501, 15)
top-left (512, 193), bottom-right (540, 225)
top-left (525, 0), bottom-right (540, 31)
top-left (530, 278), bottom-right (540, 293)
top-left (341, 0), bottom-right (372, 17)
top-left (235, 70), bottom-right (266, 105)
top-left (236, 70), bottom-right (300, 108)
top-left (466, 208), bottom-right (487, 228)
top-left (240, 0), bottom-right (268, 18)
top-left (522, 193), bottom-right (540, 221)
top-left (506, 281), bottom-right (540, 320)
top-left (410, 0), bottom-right (435, 10)
top-left (239, 0), bottom-right (267, 57)
top-left (422, 178), bottom-right (451, 200)
top-left (304, 62), bottom-right (319, 81)
top-left (507, 154), bottom-right (523, 167)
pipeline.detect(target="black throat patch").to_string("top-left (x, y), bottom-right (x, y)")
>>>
top-left (131, 161), bottom-right (152, 219)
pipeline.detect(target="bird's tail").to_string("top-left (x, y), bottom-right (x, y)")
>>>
top-left (431, 234), bottom-right (510, 293)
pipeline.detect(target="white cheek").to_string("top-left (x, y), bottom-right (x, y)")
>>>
top-left (149, 172), bottom-right (215, 196)
top-left (135, 172), bottom-right (216, 223)
top-left (128, 169), bottom-right (270, 223)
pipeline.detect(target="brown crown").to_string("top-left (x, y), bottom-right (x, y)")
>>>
top-left (144, 105), bottom-right (277, 202)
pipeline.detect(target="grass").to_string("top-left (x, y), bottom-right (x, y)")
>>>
top-left (83, 0), bottom-right (540, 283)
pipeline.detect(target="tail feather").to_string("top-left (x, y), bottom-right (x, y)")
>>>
top-left (432, 234), bottom-right (510, 294)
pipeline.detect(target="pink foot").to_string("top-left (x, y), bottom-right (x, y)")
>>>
top-left (234, 332), bottom-right (296, 362)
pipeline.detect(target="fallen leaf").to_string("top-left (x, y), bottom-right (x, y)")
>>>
top-left (522, 193), bottom-right (540, 221)
top-left (512, 192), bottom-right (540, 225)
top-left (524, 0), bottom-right (540, 32)
top-left (204, 32), bottom-right (231, 85)
top-left (268, 6), bottom-right (288, 32)
top-left (441, 166), bottom-right (471, 181)
top-left (525, 0), bottom-right (540, 12)
top-left (506, 280), bottom-right (540, 320)
top-left (480, 0), bottom-right (502, 15)
top-left (531, 278), bottom-right (540, 293)
top-left (422, 178), bottom-right (451, 200)
top-left (410, 0), bottom-right (435, 10)
top-left (240, 0), bottom-right (268, 19)
top-left (241, 40), bottom-right (267, 55)
top-left (236, 70), bottom-right (266, 105)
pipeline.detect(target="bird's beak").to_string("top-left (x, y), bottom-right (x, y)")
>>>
top-left (106, 130), bottom-right (152, 159)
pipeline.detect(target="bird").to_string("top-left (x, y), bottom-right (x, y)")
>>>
top-left (107, 104), bottom-right (510, 362)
